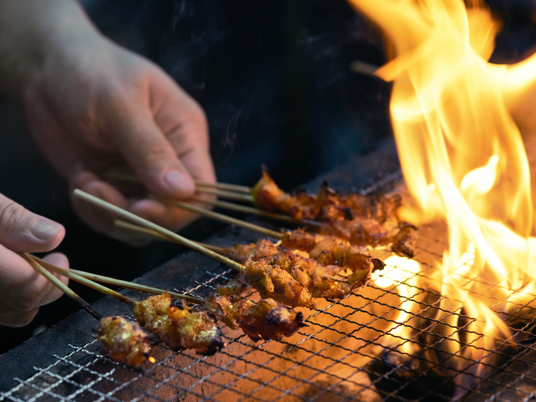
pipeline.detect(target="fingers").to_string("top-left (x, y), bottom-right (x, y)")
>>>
top-left (0, 248), bottom-right (69, 327)
top-left (151, 71), bottom-right (216, 186)
top-left (0, 193), bottom-right (65, 253)
top-left (104, 61), bottom-right (215, 200)
top-left (70, 171), bottom-right (144, 243)
top-left (105, 100), bottom-right (197, 200)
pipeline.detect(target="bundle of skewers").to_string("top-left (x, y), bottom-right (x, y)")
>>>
top-left (29, 168), bottom-right (411, 369)
top-left (109, 168), bottom-right (415, 258)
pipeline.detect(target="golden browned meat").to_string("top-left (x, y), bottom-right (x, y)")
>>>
top-left (243, 256), bottom-right (376, 307)
top-left (133, 293), bottom-right (225, 355)
top-left (250, 171), bottom-right (415, 257)
top-left (244, 260), bottom-right (315, 307)
top-left (97, 316), bottom-right (150, 367)
top-left (227, 236), bottom-right (379, 274)
top-left (219, 234), bottom-right (379, 306)
top-left (224, 239), bottom-right (279, 264)
top-left (235, 298), bottom-right (306, 342)
top-left (216, 279), bottom-right (248, 300)
top-left (204, 294), bottom-right (238, 329)
top-left (280, 230), bottom-right (378, 270)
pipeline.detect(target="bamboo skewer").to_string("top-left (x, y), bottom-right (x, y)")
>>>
top-left (350, 61), bottom-right (380, 77)
top-left (153, 195), bottom-right (282, 239)
top-left (193, 187), bottom-right (254, 203)
top-left (191, 196), bottom-right (296, 223)
top-left (106, 170), bottom-right (317, 226)
top-left (22, 254), bottom-right (103, 321)
top-left (113, 220), bottom-right (226, 254)
top-left (34, 255), bottom-right (204, 304)
top-left (73, 189), bottom-right (246, 272)
top-left (194, 181), bottom-right (251, 194)
top-left (191, 196), bottom-right (322, 227)
top-left (106, 171), bottom-right (251, 196)
top-left (68, 270), bottom-right (205, 303)
top-left (29, 255), bottom-right (139, 307)
top-left (114, 221), bottom-right (349, 284)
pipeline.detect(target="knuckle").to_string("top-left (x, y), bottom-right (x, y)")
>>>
top-left (143, 143), bottom-right (174, 165)
top-left (0, 200), bottom-right (27, 232)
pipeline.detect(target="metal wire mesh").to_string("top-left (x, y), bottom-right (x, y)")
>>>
top-left (3, 170), bottom-right (536, 402)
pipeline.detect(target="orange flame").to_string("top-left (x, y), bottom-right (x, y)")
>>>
top-left (348, 0), bottom-right (536, 389)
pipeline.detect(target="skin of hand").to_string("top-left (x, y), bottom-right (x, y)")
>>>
top-left (0, 194), bottom-right (69, 327)
top-left (0, 0), bottom-right (216, 244)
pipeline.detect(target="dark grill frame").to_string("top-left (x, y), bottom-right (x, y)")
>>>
top-left (2, 153), bottom-right (536, 402)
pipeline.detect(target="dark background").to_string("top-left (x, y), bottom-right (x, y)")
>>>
top-left (1, 0), bottom-right (536, 354)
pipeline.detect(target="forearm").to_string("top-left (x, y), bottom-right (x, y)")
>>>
top-left (0, 0), bottom-right (99, 101)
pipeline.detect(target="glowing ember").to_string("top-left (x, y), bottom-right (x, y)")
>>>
top-left (348, 0), bottom-right (536, 391)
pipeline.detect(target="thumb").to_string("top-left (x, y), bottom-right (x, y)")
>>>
top-left (0, 194), bottom-right (65, 253)
top-left (107, 105), bottom-right (195, 199)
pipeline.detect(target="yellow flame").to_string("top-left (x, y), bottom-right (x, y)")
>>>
top-left (348, 0), bottom-right (536, 386)
top-left (373, 256), bottom-right (422, 355)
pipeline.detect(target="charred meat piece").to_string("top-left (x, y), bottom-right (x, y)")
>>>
top-left (133, 293), bottom-right (225, 355)
top-left (203, 294), bottom-right (306, 342)
top-left (97, 316), bottom-right (150, 367)
top-left (235, 298), bottom-right (306, 342)
top-left (251, 170), bottom-right (319, 221)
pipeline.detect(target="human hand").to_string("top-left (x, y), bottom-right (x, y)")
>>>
top-left (4, 3), bottom-right (214, 243)
top-left (0, 1), bottom-right (215, 243)
top-left (0, 194), bottom-right (68, 327)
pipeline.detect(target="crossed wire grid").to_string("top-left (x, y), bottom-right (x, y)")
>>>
top-left (2, 170), bottom-right (536, 402)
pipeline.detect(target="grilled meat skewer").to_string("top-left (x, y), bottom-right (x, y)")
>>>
top-left (251, 170), bottom-right (415, 257)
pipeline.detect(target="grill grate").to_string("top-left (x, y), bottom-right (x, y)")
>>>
top-left (3, 170), bottom-right (536, 402)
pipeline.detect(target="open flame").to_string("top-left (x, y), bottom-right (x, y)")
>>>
top-left (348, 0), bottom-right (536, 391)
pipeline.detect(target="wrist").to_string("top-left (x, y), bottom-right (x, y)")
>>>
top-left (0, 0), bottom-right (99, 102)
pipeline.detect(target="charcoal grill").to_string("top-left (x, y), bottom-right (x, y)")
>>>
top-left (1, 141), bottom-right (536, 402)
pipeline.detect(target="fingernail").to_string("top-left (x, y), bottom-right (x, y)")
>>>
top-left (164, 170), bottom-right (195, 193)
top-left (31, 219), bottom-right (62, 241)
top-left (43, 253), bottom-right (68, 268)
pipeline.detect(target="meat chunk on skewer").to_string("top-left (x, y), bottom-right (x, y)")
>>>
top-left (221, 235), bottom-right (381, 307)
top-left (225, 236), bottom-right (382, 277)
top-left (243, 258), bottom-right (373, 307)
top-left (97, 316), bottom-right (151, 367)
top-left (133, 293), bottom-right (225, 355)
top-left (244, 260), bottom-right (315, 307)
top-left (204, 294), bottom-right (306, 342)
top-left (235, 298), bottom-right (306, 342)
